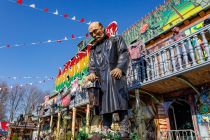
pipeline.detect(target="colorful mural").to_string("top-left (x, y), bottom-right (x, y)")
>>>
top-left (184, 21), bottom-right (204, 35)
top-left (122, 0), bottom-right (210, 45)
top-left (196, 88), bottom-right (210, 138)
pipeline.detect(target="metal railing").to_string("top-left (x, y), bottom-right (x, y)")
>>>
top-left (160, 129), bottom-right (199, 140)
top-left (127, 24), bottom-right (210, 89)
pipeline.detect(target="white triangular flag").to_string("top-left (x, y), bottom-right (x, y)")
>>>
top-left (47, 40), bottom-right (52, 43)
top-left (53, 9), bottom-right (59, 15)
top-left (29, 4), bottom-right (36, 8)
top-left (71, 16), bottom-right (76, 20)
top-left (29, 83), bottom-right (33, 85)
top-left (86, 21), bottom-right (91, 25)
top-left (64, 37), bottom-right (68, 40)
top-left (14, 44), bottom-right (20, 47)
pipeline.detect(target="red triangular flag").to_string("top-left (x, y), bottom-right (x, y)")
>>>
top-left (44, 8), bottom-right (49, 12)
top-left (17, 0), bottom-right (22, 5)
top-left (64, 14), bottom-right (68, 18)
top-left (71, 34), bottom-right (75, 39)
top-left (80, 18), bottom-right (85, 23)
top-left (86, 33), bottom-right (89, 38)
top-left (58, 67), bottom-right (62, 77)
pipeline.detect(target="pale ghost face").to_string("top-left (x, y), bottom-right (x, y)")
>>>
top-left (88, 22), bottom-right (105, 43)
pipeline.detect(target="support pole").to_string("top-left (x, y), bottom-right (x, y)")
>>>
top-left (56, 111), bottom-right (61, 140)
top-left (37, 118), bottom-right (41, 140)
top-left (86, 104), bottom-right (90, 134)
top-left (50, 108), bottom-right (54, 133)
top-left (71, 107), bottom-right (77, 140)
top-left (135, 89), bottom-right (145, 140)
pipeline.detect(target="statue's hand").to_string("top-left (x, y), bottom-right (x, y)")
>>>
top-left (86, 73), bottom-right (98, 82)
top-left (110, 68), bottom-right (122, 79)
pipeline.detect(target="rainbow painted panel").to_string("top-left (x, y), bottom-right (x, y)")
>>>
top-left (55, 52), bottom-right (90, 91)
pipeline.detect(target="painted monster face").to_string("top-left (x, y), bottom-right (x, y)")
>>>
top-left (88, 22), bottom-right (105, 43)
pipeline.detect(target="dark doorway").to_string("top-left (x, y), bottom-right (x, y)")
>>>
top-left (168, 100), bottom-right (194, 130)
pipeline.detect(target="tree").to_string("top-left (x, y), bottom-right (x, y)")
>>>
top-left (6, 84), bottom-right (47, 122)
top-left (0, 82), bottom-right (9, 121)
top-left (20, 85), bottom-right (47, 116)
top-left (7, 85), bottom-right (24, 122)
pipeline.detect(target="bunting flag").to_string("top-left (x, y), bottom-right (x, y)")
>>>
top-left (29, 4), bottom-right (35, 8)
top-left (9, 0), bottom-right (91, 25)
top-left (53, 9), bottom-right (59, 15)
top-left (17, 0), bottom-right (22, 5)
top-left (71, 34), bottom-right (75, 39)
top-left (44, 8), bottom-right (49, 12)
top-left (57, 68), bottom-right (63, 77)
top-left (0, 122), bottom-right (9, 131)
top-left (0, 34), bottom-right (89, 49)
top-left (80, 18), bottom-right (85, 23)
top-left (71, 16), bottom-right (76, 20)
top-left (63, 13), bottom-right (69, 18)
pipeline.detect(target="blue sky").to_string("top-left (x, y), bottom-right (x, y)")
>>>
top-left (0, 0), bottom-right (163, 91)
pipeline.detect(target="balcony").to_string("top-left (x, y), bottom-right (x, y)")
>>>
top-left (127, 25), bottom-right (210, 93)
top-left (69, 91), bottom-right (89, 108)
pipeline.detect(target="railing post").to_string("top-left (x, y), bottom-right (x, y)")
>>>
top-left (154, 54), bottom-right (160, 78)
top-left (194, 35), bottom-right (204, 64)
top-left (175, 44), bottom-right (183, 70)
top-left (187, 37), bottom-right (196, 66)
top-left (190, 130), bottom-right (194, 140)
top-left (142, 58), bottom-right (146, 83)
top-left (146, 57), bottom-right (151, 82)
top-left (151, 57), bottom-right (155, 80)
top-left (163, 49), bottom-right (169, 75)
top-left (159, 52), bottom-right (164, 77)
top-left (170, 46), bottom-right (177, 72)
top-left (201, 31), bottom-right (209, 60)
top-left (138, 61), bottom-right (142, 84)
top-left (181, 41), bottom-right (189, 68)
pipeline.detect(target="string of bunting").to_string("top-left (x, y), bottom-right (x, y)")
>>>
top-left (0, 33), bottom-right (89, 49)
top-left (0, 75), bottom-right (54, 80)
top-left (8, 0), bottom-right (91, 25)
top-left (0, 78), bottom-right (54, 91)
